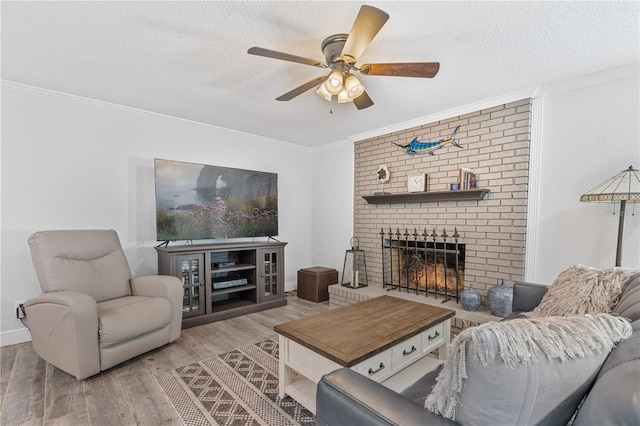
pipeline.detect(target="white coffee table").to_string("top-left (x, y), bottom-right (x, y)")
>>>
top-left (274, 295), bottom-right (455, 413)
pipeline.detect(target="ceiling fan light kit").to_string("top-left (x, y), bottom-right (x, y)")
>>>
top-left (326, 70), bottom-right (344, 94)
top-left (248, 5), bottom-right (440, 110)
top-left (345, 74), bottom-right (364, 98)
top-left (320, 72), bottom-right (365, 104)
top-left (337, 86), bottom-right (352, 104)
top-left (316, 83), bottom-right (334, 101)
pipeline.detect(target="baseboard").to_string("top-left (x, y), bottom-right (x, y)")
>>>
top-left (285, 281), bottom-right (297, 293)
top-left (0, 327), bottom-right (32, 347)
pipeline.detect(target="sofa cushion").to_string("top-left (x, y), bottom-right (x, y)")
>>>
top-left (425, 313), bottom-right (632, 426)
top-left (401, 364), bottom-right (443, 405)
top-left (530, 265), bottom-right (638, 317)
top-left (572, 319), bottom-right (640, 425)
top-left (98, 296), bottom-right (172, 348)
top-left (613, 272), bottom-right (640, 322)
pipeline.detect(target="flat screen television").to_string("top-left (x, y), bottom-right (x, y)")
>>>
top-left (154, 159), bottom-right (278, 242)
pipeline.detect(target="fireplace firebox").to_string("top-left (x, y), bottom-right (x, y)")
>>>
top-left (380, 228), bottom-right (464, 302)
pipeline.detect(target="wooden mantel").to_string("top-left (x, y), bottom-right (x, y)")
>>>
top-left (362, 188), bottom-right (490, 204)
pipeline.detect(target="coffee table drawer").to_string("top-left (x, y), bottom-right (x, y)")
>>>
top-left (352, 349), bottom-right (392, 382)
top-left (421, 322), bottom-right (446, 353)
top-left (283, 339), bottom-right (342, 383)
top-left (391, 333), bottom-right (422, 372)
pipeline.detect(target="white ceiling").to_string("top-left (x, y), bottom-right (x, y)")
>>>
top-left (2, 1), bottom-right (639, 147)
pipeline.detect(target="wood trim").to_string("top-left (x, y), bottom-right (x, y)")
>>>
top-left (525, 97), bottom-right (544, 282)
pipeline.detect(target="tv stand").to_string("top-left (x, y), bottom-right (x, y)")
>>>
top-left (156, 241), bottom-right (287, 328)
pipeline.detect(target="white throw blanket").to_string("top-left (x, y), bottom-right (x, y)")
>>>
top-left (424, 313), bottom-right (632, 420)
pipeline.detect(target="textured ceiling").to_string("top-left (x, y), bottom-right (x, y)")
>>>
top-left (2, 1), bottom-right (639, 147)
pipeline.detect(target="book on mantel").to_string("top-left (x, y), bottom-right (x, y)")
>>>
top-left (459, 167), bottom-right (477, 190)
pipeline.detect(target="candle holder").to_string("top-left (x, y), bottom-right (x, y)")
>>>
top-left (341, 237), bottom-right (368, 289)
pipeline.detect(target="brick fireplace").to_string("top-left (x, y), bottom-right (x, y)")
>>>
top-left (351, 99), bottom-right (531, 303)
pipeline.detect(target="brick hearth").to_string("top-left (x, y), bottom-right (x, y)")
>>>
top-left (329, 284), bottom-right (501, 335)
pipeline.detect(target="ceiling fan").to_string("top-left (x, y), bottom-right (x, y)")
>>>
top-left (247, 5), bottom-right (440, 110)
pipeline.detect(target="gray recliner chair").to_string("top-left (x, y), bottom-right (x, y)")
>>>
top-left (25, 229), bottom-right (182, 380)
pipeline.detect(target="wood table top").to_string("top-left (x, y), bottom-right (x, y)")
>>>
top-left (274, 295), bottom-right (455, 367)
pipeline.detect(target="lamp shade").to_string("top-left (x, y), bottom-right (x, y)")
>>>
top-left (326, 70), bottom-right (344, 95)
top-left (580, 165), bottom-right (640, 203)
top-left (316, 81), bottom-right (333, 101)
top-left (580, 165), bottom-right (640, 267)
top-left (336, 87), bottom-right (352, 103)
top-left (344, 74), bottom-right (365, 98)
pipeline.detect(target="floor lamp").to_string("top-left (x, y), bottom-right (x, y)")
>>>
top-left (580, 165), bottom-right (640, 267)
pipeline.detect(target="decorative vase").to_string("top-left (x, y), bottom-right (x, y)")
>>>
top-left (460, 284), bottom-right (481, 311)
top-left (487, 278), bottom-right (513, 317)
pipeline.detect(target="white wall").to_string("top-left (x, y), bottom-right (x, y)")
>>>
top-left (531, 70), bottom-right (640, 283)
top-left (310, 140), bottom-right (354, 282)
top-left (0, 83), bottom-right (314, 343)
top-left (3, 66), bottom-right (638, 345)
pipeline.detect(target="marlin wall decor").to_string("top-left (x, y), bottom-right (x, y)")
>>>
top-left (395, 125), bottom-right (463, 156)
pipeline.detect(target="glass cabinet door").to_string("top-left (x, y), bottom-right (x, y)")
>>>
top-left (261, 249), bottom-right (281, 301)
top-left (179, 254), bottom-right (205, 317)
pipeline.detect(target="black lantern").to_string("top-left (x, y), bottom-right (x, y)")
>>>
top-left (341, 237), bottom-right (368, 288)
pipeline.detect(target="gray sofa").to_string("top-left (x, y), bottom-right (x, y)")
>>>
top-left (316, 272), bottom-right (640, 426)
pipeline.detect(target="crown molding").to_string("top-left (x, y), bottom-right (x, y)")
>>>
top-left (349, 63), bottom-right (639, 143)
top-left (0, 80), bottom-right (309, 150)
top-left (348, 87), bottom-right (536, 143)
top-left (311, 138), bottom-right (353, 152)
top-left (4, 61), bottom-right (636, 149)
top-left (0, 80), bottom-right (224, 128)
top-left (534, 62), bottom-right (639, 98)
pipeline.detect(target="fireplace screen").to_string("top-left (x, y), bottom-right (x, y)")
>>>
top-left (380, 228), bottom-right (464, 301)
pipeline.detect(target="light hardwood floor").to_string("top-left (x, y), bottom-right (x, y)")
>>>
top-left (0, 294), bottom-right (331, 425)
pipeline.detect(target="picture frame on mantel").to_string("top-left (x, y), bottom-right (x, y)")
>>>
top-left (408, 172), bottom-right (428, 192)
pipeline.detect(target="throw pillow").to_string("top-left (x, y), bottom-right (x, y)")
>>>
top-left (425, 313), bottom-right (632, 426)
top-left (530, 264), bottom-right (638, 317)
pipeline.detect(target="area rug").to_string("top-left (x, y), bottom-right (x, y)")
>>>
top-left (154, 338), bottom-right (314, 426)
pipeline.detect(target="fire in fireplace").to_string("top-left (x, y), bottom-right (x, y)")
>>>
top-left (380, 228), bottom-right (465, 301)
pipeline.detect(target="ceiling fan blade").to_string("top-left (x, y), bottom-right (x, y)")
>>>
top-left (248, 47), bottom-right (327, 68)
top-left (340, 5), bottom-right (389, 64)
top-left (353, 91), bottom-right (374, 110)
top-left (276, 76), bottom-right (328, 101)
top-left (359, 62), bottom-right (440, 78)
